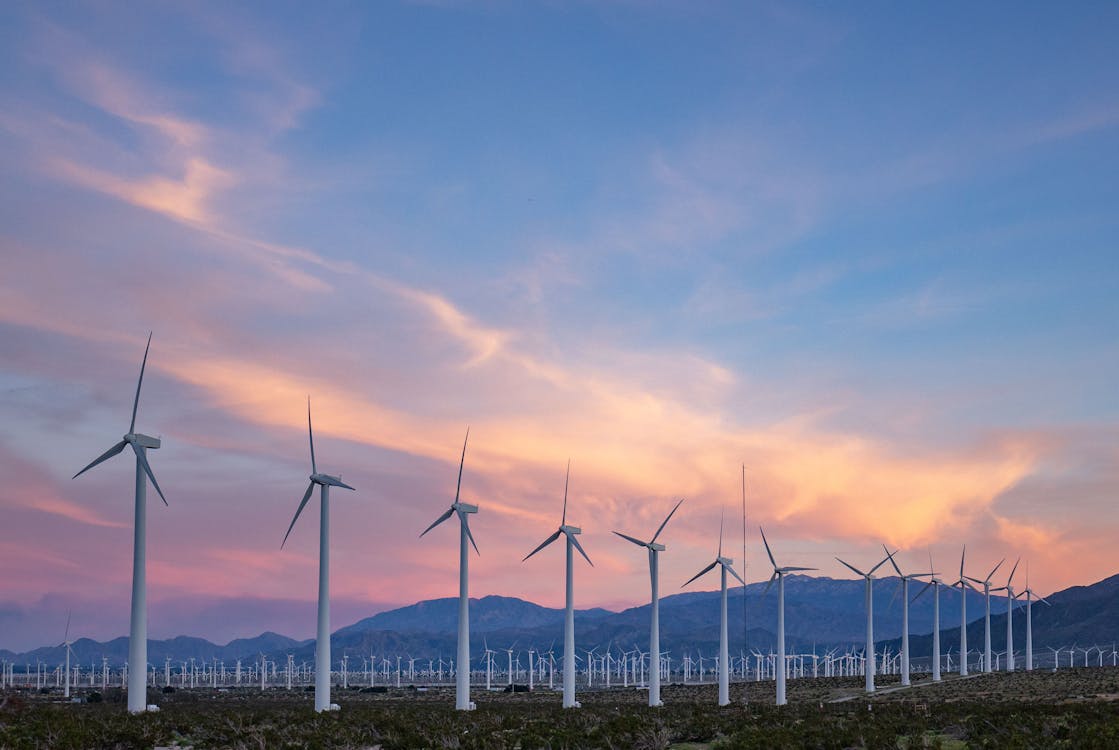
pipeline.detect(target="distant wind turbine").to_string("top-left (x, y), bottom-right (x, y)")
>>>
top-left (281, 398), bottom-right (355, 712)
top-left (993, 557), bottom-right (1020, 672)
top-left (883, 546), bottom-right (930, 687)
top-left (965, 556), bottom-right (1004, 673)
top-left (683, 509), bottom-right (745, 706)
top-left (420, 428), bottom-right (479, 711)
top-left (760, 527), bottom-right (816, 705)
top-left (1015, 562), bottom-right (1051, 671)
top-left (911, 549), bottom-right (944, 681)
top-left (73, 332), bottom-right (167, 714)
top-left (613, 497), bottom-right (684, 707)
top-left (60, 611), bottom-right (74, 699)
top-left (835, 549), bottom-right (895, 693)
top-left (523, 461), bottom-right (593, 708)
top-left (952, 545), bottom-right (977, 676)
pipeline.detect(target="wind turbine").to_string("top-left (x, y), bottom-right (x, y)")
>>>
top-left (613, 497), bottom-right (684, 707)
top-left (835, 549), bottom-right (894, 693)
top-left (420, 428), bottom-right (479, 711)
top-left (683, 510), bottom-right (745, 706)
top-left (73, 332), bottom-right (167, 714)
top-left (993, 557), bottom-right (1020, 672)
top-left (281, 398), bottom-right (355, 712)
top-left (60, 611), bottom-right (74, 699)
top-left (883, 547), bottom-right (930, 687)
top-left (952, 545), bottom-right (978, 676)
top-left (523, 461), bottom-right (593, 708)
top-left (759, 527), bottom-right (816, 705)
top-left (964, 556), bottom-right (1004, 673)
top-left (911, 549), bottom-right (944, 681)
top-left (1015, 562), bottom-right (1051, 671)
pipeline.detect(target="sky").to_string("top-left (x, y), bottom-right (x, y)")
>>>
top-left (0, 1), bottom-right (1117, 652)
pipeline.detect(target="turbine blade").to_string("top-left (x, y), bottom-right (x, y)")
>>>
top-left (651, 497), bottom-right (684, 543)
top-left (322, 476), bottom-right (356, 491)
top-left (612, 531), bottom-right (648, 548)
top-left (835, 557), bottom-right (865, 577)
top-left (724, 562), bottom-right (746, 586)
top-left (460, 511), bottom-right (480, 555)
top-left (64, 610), bottom-right (71, 643)
top-left (420, 507), bottom-right (455, 538)
top-left (960, 544), bottom-right (966, 578)
top-left (73, 440), bottom-right (127, 479)
top-left (718, 506), bottom-right (725, 557)
top-left (282, 481), bottom-right (315, 548)
top-left (911, 580), bottom-right (933, 603)
top-left (129, 332), bottom-right (152, 435)
top-left (682, 560), bottom-right (717, 588)
top-left (762, 571), bottom-right (777, 597)
top-left (987, 558), bottom-right (1004, 582)
top-left (782, 566), bottom-right (817, 572)
top-left (1007, 557), bottom-right (1020, 586)
top-left (884, 544), bottom-right (903, 577)
top-left (869, 550), bottom-right (896, 576)
top-left (1038, 596), bottom-right (1052, 606)
top-left (561, 459), bottom-right (570, 526)
top-left (570, 533), bottom-right (594, 567)
top-left (759, 526), bottom-right (777, 568)
top-left (522, 529), bottom-right (561, 562)
top-left (132, 442), bottom-right (167, 505)
top-left (307, 397), bottom-right (317, 476)
top-left (455, 427), bottom-right (469, 504)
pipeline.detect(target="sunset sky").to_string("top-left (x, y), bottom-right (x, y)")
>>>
top-left (1, 1), bottom-right (1117, 651)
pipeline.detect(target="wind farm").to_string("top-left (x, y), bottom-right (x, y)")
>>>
top-left (2, 1), bottom-right (1119, 748)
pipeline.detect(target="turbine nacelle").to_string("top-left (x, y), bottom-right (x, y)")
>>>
top-left (560, 524), bottom-right (582, 536)
top-left (310, 473), bottom-right (355, 490)
top-left (125, 433), bottom-right (161, 449)
top-left (454, 502), bottom-right (479, 515)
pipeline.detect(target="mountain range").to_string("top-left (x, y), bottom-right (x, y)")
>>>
top-left (3, 573), bottom-right (1114, 668)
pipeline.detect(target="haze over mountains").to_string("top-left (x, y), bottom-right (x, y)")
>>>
top-left (5, 574), bottom-right (1115, 669)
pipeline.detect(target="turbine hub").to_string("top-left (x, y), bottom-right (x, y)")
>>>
top-left (125, 433), bottom-right (161, 449)
top-left (560, 524), bottom-right (581, 535)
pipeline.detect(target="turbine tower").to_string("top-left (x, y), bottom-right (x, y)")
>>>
top-left (73, 332), bottom-right (167, 714)
top-left (835, 550), bottom-right (894, 693)
top-left (1014, 562), bottom-right (1051, 671)
top-left (993, 558), bottom-right (1020, 672)
top-left (683, 510), bottom-right (745, 706)
top-left (420, 428), bottom-right (480, 711)
top-left (965, 557), bottom-right (1004, 673)
top-left (912, 549), bottom-right (944, 681)
top-left (60, 611), bottom-right (74, 699)
top-left (952, 545), bottom-right (977, 676)
top-left (523, 461), bottom-right (593, 709)
top-left (883, 546), bottom-right (930, 687)
top-left (281, 398), bottom-right (355, 712)
top-left (613, 498), bottom-right (684, 707)
top-left (760, 527), bottom-right (816, 705)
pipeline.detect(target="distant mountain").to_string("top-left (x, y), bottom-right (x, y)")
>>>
top-left (5, 574), bottom-right (1114, 670)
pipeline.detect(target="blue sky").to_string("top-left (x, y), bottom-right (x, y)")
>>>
top-left (0, 1), bottom-right (1116, 649)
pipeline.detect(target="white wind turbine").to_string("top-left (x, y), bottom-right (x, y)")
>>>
top-left (683, 510), bottom-right (745, 706)
top-left (911, 549), bottom-right (944, 681)
top-left (1015, 562), bottom-right (1051, 671)
top-left (73, 332), bottom-right (167, 714)
top-left (835, 549), bottom-right (894, 693)
top-left (964, 556), bottom-right (1004, 673)
top-left (883, 546), bottom-right (931, 687)
top-left (420, 428), bottom-right (479, 711)
top-left (281, 398), bottom-right (355, 712)
top-left (993, 557), bottom-right (1020, 672)
top-left (613, 497), bottom-right (684, 707)
top-left (759, 527), bottom-right (816, 706)
top-left (523, 461), bottom-right (593, 709)
top-left (60, 611), bottom-right (74, 699)
top-left (951, 545), bottom-right (978, 676)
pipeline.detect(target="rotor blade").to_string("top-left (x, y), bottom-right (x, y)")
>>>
top-left (759, 526), bottom-right (777, 568)
top-left (869, 550), bottom-right (896, 576)
top-left (884, 544), bottom-right (903, 577)
top-left (911, 580), bottom-right (933, 603)
top-left (682, 560), bottom-right (718, 588)
top-left (987, 558), bottom-right (1004, 582)
top-left (718, 506), bottom-right (725, 557)
top-left (420, 507), bottom-right (455, 538)
top-left (321, 476), bottom-right (356, 491)
top-left (762, 571), bottom-right (777, 597)
top-left (835, 557), bottom-right (865, 577)
top-left (888, 579), bottom-right (901, 610)
top-left (724, 562), bottom-right (746, 586)
top-left (282, 481), bottom-right (315, 548)
top-left (1038, 596), bottom-right (1052, 606)
top-left (612, 531), bottom-right (648, 548)
top-left (307, 397), bottom-right (317, 476)
top-left (132, 442), bottom-right (167, 505)
top-left (960, 544), bottom-right (966, 579)
top-left (1007, 557), bottom-right (1020, 586)
top-left (455, 427), bottom-right (469, 504)
top-left (561, 459), bottom-right (570, 526)
top-left (129, 332), bottom-right (152, 435)
top-left (460, 511), bottom-right (480, 555)
top-left (781, 566), bottom-right (817, 572)
top-left (64, 610), bottom-right (71, 643)
top-left (73, 440), bottom-right (127, 479)
top-left (651, 497), bottom-right (684, 544)
top-left (523, 530), bottom-right (561, 562)
top-left (570, 533), bottom-right (594, 567)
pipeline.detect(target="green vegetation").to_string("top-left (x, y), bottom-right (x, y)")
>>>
top-left (2, 669), bottom-right (1118, 749)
